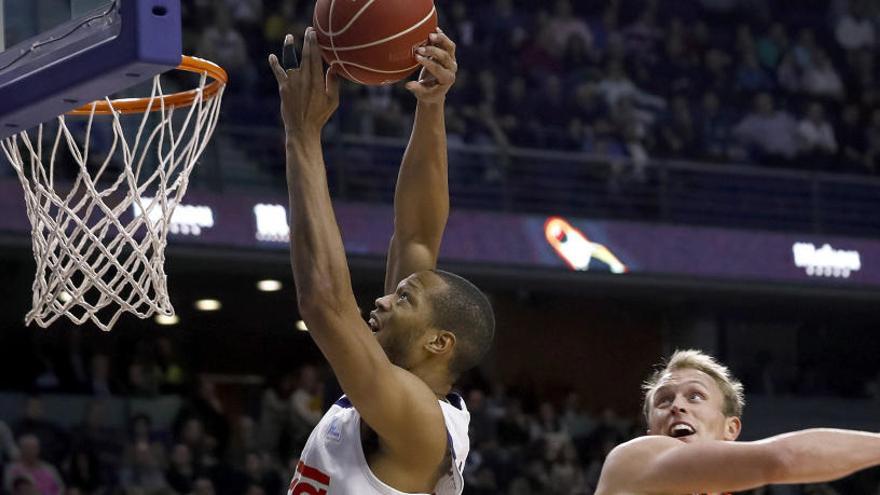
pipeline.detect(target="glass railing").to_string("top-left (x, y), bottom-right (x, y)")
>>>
top-left (196, 125), bottom-right (880, 239)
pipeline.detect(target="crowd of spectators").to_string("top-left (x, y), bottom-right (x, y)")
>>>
top-left (180, 0), bottom-right (880, 177)
top-left (1, 329), bottom-right (879, 495)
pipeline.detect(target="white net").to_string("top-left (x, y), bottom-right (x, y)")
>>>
top-left (0, 71), bottom-right (224, 331)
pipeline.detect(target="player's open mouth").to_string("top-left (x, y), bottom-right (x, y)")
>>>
top-left (668, 422), bottom-right (696, 439)
top-left (368, 314), bottom-right (381, 333)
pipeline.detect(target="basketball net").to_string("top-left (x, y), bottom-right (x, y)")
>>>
top-left (0, 64), bottom-right (225, 331)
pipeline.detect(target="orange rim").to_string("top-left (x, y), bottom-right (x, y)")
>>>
top-left (67, 56), bottom-right (228, 116)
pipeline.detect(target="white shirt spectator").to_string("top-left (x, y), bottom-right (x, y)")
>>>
top-left (224, 0), bottom-right (262, 25)
top-left (798, 118), bottom-right (838, 153)
top-left (734, 110), bottom-right (799, 158)
top-left (835, 14), bottom-right (876, 50)
top-left (802, 54), bottom-right (844, 98)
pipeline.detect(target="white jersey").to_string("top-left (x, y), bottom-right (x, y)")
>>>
top-left (287, 394), bottom-right (470, 495)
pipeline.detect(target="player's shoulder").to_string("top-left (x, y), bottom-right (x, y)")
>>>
top-left (606, 435), bottom-right (683, 463)
top-left (599, 436), bottom-right (682, 493)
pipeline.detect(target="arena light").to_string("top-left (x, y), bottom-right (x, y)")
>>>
top-left (296, 320), bottom-right (308, 332)
top-left (257, 279), bottom-right (283, 292)
top-left (195, 299), bottom-right (222, 312)
top-left (155, 314), bottom-right (180, 326)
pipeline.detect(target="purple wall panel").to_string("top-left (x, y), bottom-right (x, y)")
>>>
top-left (0, 179), bottom-right (877, 288)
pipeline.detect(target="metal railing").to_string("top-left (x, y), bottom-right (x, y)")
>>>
top-left (198, 126), bottom-right (880, 239)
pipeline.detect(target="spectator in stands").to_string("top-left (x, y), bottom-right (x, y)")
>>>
top-left (597, 59), bottom-right (666, 111)
top-left (12, 397), bottom-right (68, 466)
top-left (10, 476), bottom-right (39, 495)
top-left (290, 365), bottom-right (323, 449)
top-left (847, 48), bottom-right (880, 106)
top-left (196, 7), bottom-right (254, 95)
top-left (224, 0), bottom-right (262, 28)
top-left (0, 419), bottom-right (19, 463)
top-left (263, 0), bottom-right (304, 46)
top-left (258, 373), bottom-right (294, 459)
top-left (64, 448), bottom-right (102, 495)
top-left (242, 451), bottom-right (281, 495)
top-left (166, 444), bottom-right (196, 494)
top-left (697, 91), bottom-right (734, 161)
top-left (655, 24), bottom-right (700, 95)
top-left (699, 48), bottom-right (734, 95)
top-left (175, 376), bottom-right (230, 457)
top-left (549, 442), bottom-right (589, 494)
top-left (623, 2), bottom-right (663, 65)
top-left (735, 52), bottom-right (776, 93)
top-left (128, 414), bottom-right (167, 468)
top-left (227, 415), bottom-right (259, 467)
top-left (361, 86), bottom-right (410, 138)
top-left (733, 92), bottom-right (799, 165)
top-left (589, 5), bottom-right (621, 57)
top-left (87, 353), bottom-right (121, 397)
top-left (495, 76), bottom-right (536, 147)
top-left (446, 0), bottom-right (476, 51)
top-left (128, 361), bottom-right (161, 397)
top-left (658, 95), bottom-right (699, 158)
top-left (119, 440), bottom-right (168, 494)
top-left (571, 83), bottom-right (612, 138)
top-left (539, 0), bottom-right (594, 56)
top-left (802, 50), bottom-right (845, 99)
top-left (156, 337), bottom-right (186, 393)
top-left (864, 108), bottom-right (880, 174)
top-left (835, 0), bottom-right (876, 52)
top-left (756, 22), bottom-right (789, 70)
top-left (797, 102), bottom-right (838, 169)
top-left (177, 417), bottom-right (208, 467)
top-left (3, 435), bottom-right (64, 495)
top-left (193, 476), bottom-right (216, 495)
top-left (610, 96), bottom-right (654, 176)
top-left (70, 401), bottom-right (122, 481)
top-left (734, 24), bottom-right (756, 58)
top-left (530, 75), bottom-right (571, 147)
top-left (837, 104), bottom-right (869, 173)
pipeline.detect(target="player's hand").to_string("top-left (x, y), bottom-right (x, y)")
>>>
top-left (406, 28), bottom-right (457, 104)
top-left (268, 28), bottom-right (340, 139)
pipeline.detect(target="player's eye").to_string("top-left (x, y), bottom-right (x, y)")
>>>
top-left (397, 293), bottom-right (409, 303)
top-left (689, 392), bottom-right (705, 401)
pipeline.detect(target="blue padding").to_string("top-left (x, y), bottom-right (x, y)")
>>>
top-left (0, 0), bottom-right (181, 140)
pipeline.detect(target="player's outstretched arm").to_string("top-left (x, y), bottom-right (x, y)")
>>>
top-left (385, 29), bottom-right (457, 293)
top-left (596, 429), bottom-right (880, 494)
top-left (269, 29), bottom-right (447, 473)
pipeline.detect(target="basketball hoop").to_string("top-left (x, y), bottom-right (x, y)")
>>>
top-left (0, 56), bottom-right (227, 331)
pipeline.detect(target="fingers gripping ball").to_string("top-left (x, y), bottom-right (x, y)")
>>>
top-left (313, 0), bottom-right (438, 85)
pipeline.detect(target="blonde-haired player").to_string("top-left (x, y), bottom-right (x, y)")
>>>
top-left (596, 349), bottom-right (880, 495)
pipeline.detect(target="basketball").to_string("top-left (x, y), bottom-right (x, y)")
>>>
top-left (313, 0), bottom-right (438, 85)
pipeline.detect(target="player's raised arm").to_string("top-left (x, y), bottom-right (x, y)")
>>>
top-left (268, 28), bottom-right (447, 473)
top-left (597, 429), bottom-right (880, 494)
top-left (384, 29), bottom-right (457, 293)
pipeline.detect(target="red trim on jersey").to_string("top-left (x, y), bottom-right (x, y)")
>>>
top-left (297, 461), bottom-right (331, 486)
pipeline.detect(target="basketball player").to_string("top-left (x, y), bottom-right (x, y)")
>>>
top-left (268, 26), bottom-right (494, 495)
top-left (595, 349), bottom-right (880, 495)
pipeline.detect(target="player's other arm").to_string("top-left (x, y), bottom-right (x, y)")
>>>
top-left (597, 430), bottom-right (880, 494)
top-left (385, 29), bottom-right (457, 293)
top-left (269, 30), bottom-right (446, 470)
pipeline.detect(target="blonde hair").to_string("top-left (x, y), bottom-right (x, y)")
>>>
top-left (642, 349), bottom-right (745, 421)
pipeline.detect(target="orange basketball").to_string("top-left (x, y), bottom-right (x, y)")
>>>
top-left (313, 0), bottom-right (438, 86)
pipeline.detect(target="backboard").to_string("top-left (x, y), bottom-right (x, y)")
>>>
top-left (0, 0), bottom-right (182, 139)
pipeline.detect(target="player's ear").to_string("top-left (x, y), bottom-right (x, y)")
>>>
top-left (424, 330), bottom-right (455, 356)
top-left (723, 416), bottom-right (742, 441)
